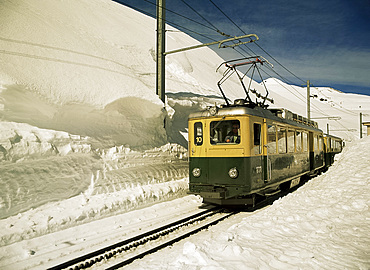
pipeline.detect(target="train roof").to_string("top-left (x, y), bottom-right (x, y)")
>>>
top-left (189, 103), bottom-right (322, 133)
top-left (323, 133), bottom-right (343, 141)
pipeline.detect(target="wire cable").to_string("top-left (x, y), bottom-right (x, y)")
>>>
top-left (175, 0), bottom-right (346, 121)
top-left (114, 0), bottom-right (222, 43)
top-left (142, 0), bottom-right (219, 33)
top-left (179, 0), bottom-right (225, 35)
top-left (260, 68), bottom-right (358, 134)
top-left (208, 0), bottom-right (307, 84)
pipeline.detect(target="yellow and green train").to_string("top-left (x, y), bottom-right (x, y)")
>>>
top-left (324, 134), bottom-right (343, 167)
top-left (188, 103), bottom-right (342, 206)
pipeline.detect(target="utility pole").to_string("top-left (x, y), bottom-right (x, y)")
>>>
top-left (307, 80), bottom-right (310, 121)
top-left (156, 0), bottom-right (166, 103)
top-left (155, 0), bottom-right (258, 104)
top-left (360, 112), bottom-right (363, 138)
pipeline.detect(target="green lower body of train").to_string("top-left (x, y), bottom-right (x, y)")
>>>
top-left (324, 151), bottom-right (341, 167)
top-left (189, 152), bottom-right (324, 206)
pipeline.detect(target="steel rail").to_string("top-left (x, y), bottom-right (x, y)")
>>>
top-left (47, 175), bottom-right (307, 269)
top-left (105, 210), bottom-right (237, 270)
top-left (47, 207), bottom-right (234, 270)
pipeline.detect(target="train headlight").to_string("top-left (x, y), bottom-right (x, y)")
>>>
top-left (192, 168), bottom-right (201, 178)
top-left (228, 167), bottom-right (238, 179)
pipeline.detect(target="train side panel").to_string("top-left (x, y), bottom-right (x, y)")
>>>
top-left (324, 135), bottom-right (343, 167)
top-left (263, 121), bottom-right (310, 189)
top-left (188, 106), bottom-right (329, 206)
top-left (309, 132), bottom-right (325, 172)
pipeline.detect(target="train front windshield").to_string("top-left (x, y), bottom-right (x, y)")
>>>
top-left (210, 120), bottom-right (241, 144)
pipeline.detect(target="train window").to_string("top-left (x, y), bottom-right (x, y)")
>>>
top-left (303, 132), bottom-right (308, 152)
top-left (334, 140), bottom-right (341, 152)
top-left (296, 131), bottom-right (302, 152)
top-left (253, 123), bottom-right (262, 155)
top-left (319, 136), bottom-right (323, 151)
top-left (332, 140), bottom-right (335, 151)
top-left (267, 125), bottom-right (277, 154)
top-left (210, 120), bottom-right (240, 145)
top-left (288, 130), bottom-right (295, 153)
top-left (314, 135), bottom-right (318, 151)
top-left (194, 122), bottom-right (203, 146)
top-left (277, 127), bottom-right (287, 153)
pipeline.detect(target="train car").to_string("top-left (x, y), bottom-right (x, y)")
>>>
top-left (323, 134), bottom-right (343, 168)
top-left (188, 104), bottom-right (325, 206)
top-left (187, 56), bottom-right (341, 206)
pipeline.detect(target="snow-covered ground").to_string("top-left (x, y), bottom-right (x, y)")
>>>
top-left (1, 134), bottom-right (369, 270)
top-left (0, 0), bottom-right (369, 269)
top-left (127, 137), bottom-right (370, 270)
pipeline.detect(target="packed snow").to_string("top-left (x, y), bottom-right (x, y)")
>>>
top-left (1, 137), bottom-right (369, 270)
top-left (0, 0), bottom-right (369, 269)
top-left (127, 137), bottom-right (370, 270)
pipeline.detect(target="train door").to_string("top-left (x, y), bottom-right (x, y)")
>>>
top-left (251, 118), bottom-right (264, 186)
top-left (309, 132), bottom-right (314, 171)
top-left (265, 121), bottom-right (276, 183)
top-left (189, 120), bottom-right (209, 184)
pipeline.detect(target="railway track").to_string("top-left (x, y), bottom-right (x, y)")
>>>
top-left (47, 207), bottom-right (238, 270)
top-left (45, 178), bottom-right (303, 270)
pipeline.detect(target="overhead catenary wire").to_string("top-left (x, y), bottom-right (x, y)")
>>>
top-left (260, 68), bottom-right (319, 110)
top-left (259, 68), bottom-right (356, 134)
top-left (120, 0), bottom-right (351, 110)
top-left (118, 0), bottom-right (255, 57)
top-left (117, 0), bottom-right (356, 132)
top-left (310, 85), bottom-right (358, 116)
top-left (179, 0), bottom-right (228, 36)
top-left (149, 0), bottom-right (339, 118)
top-left (177, 0), bottom-right (257, 58)
top-left (176, 1), bottom-right (357, 134)
top-left (259, 66), bottom-right (338, 116)
top-left (207, 0), bottom-right (307, 85)
top-left (114, 0), bottom-right (222, 43)
top-left (142, 0), bottom-right (219, 33)
top-left (204, 0), bottom-right (357, 132)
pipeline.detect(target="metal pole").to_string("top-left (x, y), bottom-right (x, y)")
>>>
top-left (360, 112), bottom-right (363, 138)
top-left (307, 80), bottom-right (310, 121)
top-left (327, 123), bottom-right (329, 135)
top-left (156, 0), bottom-right (166, 103)
top-left (164, 34), bottom-right (259, 55)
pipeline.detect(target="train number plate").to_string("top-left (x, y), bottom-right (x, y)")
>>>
top-left (290, 178), bottom-right (300, 188)
top-left (200, 191), bottom-right (225, 199)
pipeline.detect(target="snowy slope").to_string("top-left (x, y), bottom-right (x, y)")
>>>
top-left (0, 0), bottom-right (250, 107)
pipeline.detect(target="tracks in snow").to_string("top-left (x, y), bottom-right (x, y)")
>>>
top-left (47, 207), bottom-right (238, 269)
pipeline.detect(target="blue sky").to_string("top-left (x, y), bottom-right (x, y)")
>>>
top-left (115, 0), bottom-right (370, 96)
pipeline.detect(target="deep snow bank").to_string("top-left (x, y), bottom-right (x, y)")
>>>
top-left (0, 141), bottom-right (189, 246)
top-left (0, 0), bottom-right (247, 150)
top-left (0, 119), bottom-right (188, 223)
